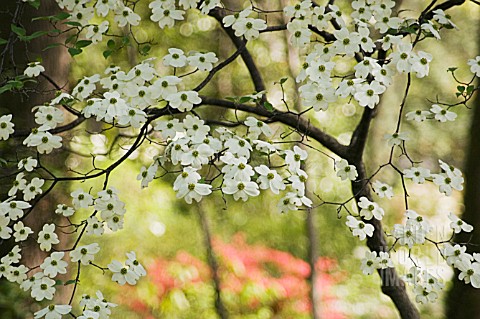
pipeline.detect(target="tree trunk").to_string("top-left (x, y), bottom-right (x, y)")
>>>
top-left (445, 75), bottom-right (480, 318)
top-left (0, 0), bottom-right (71, 313)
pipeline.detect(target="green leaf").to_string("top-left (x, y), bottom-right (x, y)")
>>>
top-left (64, 21), bottom-right (82, 27)
top-left (107, 39), bottom-right (116, 49)
top-left (263, 101), bottom-right (274, 112)
top-left (24, 30), bottom-right (49, 41)
top-left (75, 40), bottom-right (92, 48)
top-left (65, 34), bottom-right (76, 45)
top-left (447, 67), bottom-right (457, 72)
top-left (33, 11), bottom-right (70, 21)
top-left (54, 280), bottom-right (63, 286)
top-left (15, 74), bottom-right (30, 81)
top-left (280, 77), bottom-right (288, 84)
top-left (11, 24), bottom-right (26, 37)
top-left (68, 47), bottom-right (82, 57)
top-left (239, 96), bottom-right (253, 103)
top-left (0, 158), bottom-right (7, 167)
top-left (54, 12), bottom-right (71, 20)
top-left (225, 96), bottom-right (236, 102)
top-left (0, 38), bottom-right (7, 46)
top-left (42, 43), bottom-right (62, 51)
top-left (467, 85), bottom-right (475, 95)
top-left (64, 279), bottom-right (77, 286)
top-left (27, 0), bottom-right (41, 9)
top-left (9, 80), bottom-right (24, 89)
top-left (0, 84), bottom-right (13, 95)
top-left (457, 86), bottom-right (465, 92)
top-left (455, 92), bottom-right (462, 97)
top-left (140, 44), bottom-right (151, 56)
top-left (122, 36), bottom-right (130, 45)
top-left (103, 50), bottom-right (112, 59)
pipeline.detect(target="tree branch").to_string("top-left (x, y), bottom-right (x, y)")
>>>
top-left (424, 0), bottom-right (466, 20)
top-left (199, 96), bottom-right (349, 158)
top-left (352, 162), bottom-right (420, 319)
top-left (209, 8), bottom-right (266, 94)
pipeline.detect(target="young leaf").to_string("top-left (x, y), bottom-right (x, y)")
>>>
top-left (263, 101), bottom-right (274, 111)
top-left (68, 47), bottom-right (82, 57)
top-left (33, 12), bottom-right (71, 21)
top-left (0, 84), bottom-right (13, 94)
top-left (11, 24), bottom-right (26, 37)
top-left (107, 39), bottom-right (116, 49)
top-left (239, 96), bottom-right (253, 103)
top-left (140, 44), bottom-right (151, 55)
top-left (42, 43), bottom-right (62, 51)
top-left (64, 279), bottom-right (77, 285)
top-left (64, 21), bottom-right (82, 27)
top-left (24, 30), bottom-right (50, 41)
top-left (103, 50), bottom-right (113, 59)
top-left (466, 85), bottom-right (475, 95)
top-left (27, 0), bottom-right (41, 9)
top-left (75, 40), bottom-right (92, 49)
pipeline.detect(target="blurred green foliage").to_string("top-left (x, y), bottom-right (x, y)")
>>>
top-left (1, 0), bottom-right (477, 318)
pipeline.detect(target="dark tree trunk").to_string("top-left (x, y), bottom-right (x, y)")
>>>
top-left (0, 0), bottom-right (71, 313)
top-left (445, 76), bottom-right (480, 318)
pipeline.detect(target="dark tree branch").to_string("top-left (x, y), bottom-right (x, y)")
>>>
top-left (198, 96), bottom-right (349, 158)
top-left (424, 0), bottom-right (466, 20)
top-left (209, 8), bottom-right (266, 94)
top-left (352, 162), bottom-right (421, 319)
top-left (194, 41), bottom-right (246, 92)
top-left (12, 116), bottom-right (85, 138)
top-left (348, 107), bottom-right (375, 162)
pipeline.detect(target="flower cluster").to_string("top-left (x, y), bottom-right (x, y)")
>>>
top-left (283, 1), bottom-right (441, 113)
top-left (360, 251), bottom-right (394, 275)
top-left (1, 0), bottom-right (479, 317)
top-left (151, 115), bottom-right (311, 211)
top-left (0, 175), bottom-right (145, 319)
top-left (403, 160), bottom-right (464, 196)
top-left (403, 267), bottom-right (445, 304)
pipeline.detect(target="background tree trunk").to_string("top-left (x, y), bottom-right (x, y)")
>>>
top-left (0, 0), bottom-right (71, 315)
top-left (445, 71), bottom-right (480, 318)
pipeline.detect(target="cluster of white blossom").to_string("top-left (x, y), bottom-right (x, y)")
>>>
top-left (283, 0), bottom-right (445, 114)
top-left (360, 250), bottom-right (394, 275)
top-left (0, 175), bottom-right (146, 318)
top-left (403, 159), bottom-right (464, 196)
top-left (147, 113), bottom-right (313, 212)
top-left (222, 6), bottom-right (267, 41)
top-left (403, 267), bottom-right (445, 304)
